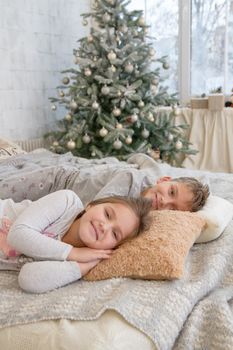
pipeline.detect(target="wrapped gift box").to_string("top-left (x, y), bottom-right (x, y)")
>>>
top-left (191, 98), bottom-right (208, 109)
top-left (208, 94), bottom-right (224, 111)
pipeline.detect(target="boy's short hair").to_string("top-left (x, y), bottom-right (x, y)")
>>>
top-left (89, 196), bottom-right (152, 236)
top-left (172, 177), bottom-right (210, 212)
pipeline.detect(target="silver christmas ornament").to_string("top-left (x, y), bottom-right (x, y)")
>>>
top-left (70, 100), bottom-right (78, 110)
top-left (62, 77), bottom-right (70, 85)
top-left (92, 101), bottom-right (99, 110)
top-left (91, 151), bottom-right (96, 157)
top-left (67, 140), bottom-right (76, 150)
top-left (101, 85), bottom-right (110, 95)
top-left (99, 127), bottom-right (108, 137)
top-left (82, 134), bottom-right (91, 144)
top-left (141, 129), bottom-right (150, 138)
top-left (107, 51), bottom-right (116, 61)
top-left (113, 139), bottom-right (122, 150)
top-left (175, 140), bottom-right (183, 149)
top-left (113, 107), bottom-right (121, 117)
top-left (125, 63), bottom-right (134, 73)
top-left (117, 90), bottom-right (122, 97)
top-left (125, 136), bottom-right (132, 144)
top-left (84, 68), bottom-right (92, 76)
top-left (51, 105), bottom-right (57, 111)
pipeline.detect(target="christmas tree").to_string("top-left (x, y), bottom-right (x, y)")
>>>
top-left (47, 0), bottom-right (196, 165)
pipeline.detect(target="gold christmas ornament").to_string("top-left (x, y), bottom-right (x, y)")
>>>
top-left (113, 139), bottom-right (122, 150)
top-left (70, 100), bottom-right (78, 110)
top-left (92, 101), bottom-right (99, 110)
top-left (67, 140), bottom-right (76, 150)
top-left (110, 65), bottom-right (116, 72)
top-left (173, 106), bottom-right (181, 116)
top-left (116, 123), bottom-right (123, 129)
top-left (84, 68), bottom-right (92, 76)
top-left (125, 63), bottom-right (134, 73)
top-left (125, 135), bottom-right (132, 144)
top-left (138, 100), bottom-right (145, 108)
top-left (51, 105), bottom-right (57, 111)
top-left (120, 24), bottom-right (128, 33)
top-left (99, 127), bottom-right (108, 137)
top-left (65, 113), bottom-right (72, 121)
top-left (147, 112), bottom-right (154, 122)
top-left (175, 140), bottom-right (183, 150)
top-left (82, 134), bottom-right (91, 144)
top-left (141, 128), bottom-right (150, 138)
top-left (59, 91), bottom-right (65, 97)
top-left (163, 62), bottom-right (170, 70)
top-left (87, 35), bottom-right (93, 43)
top-left (168, 133), bottom-right (174, 141)
top-left (130, 113), bottom-right (138, 123)
top-left (138, 17), bottom-right (145, 26)
top-left (103, 13), bottom-right (111, 23)
top-left (107, 51), bottom-right (117, 61)
top-left (101, 85), bottom-right (110, 95)
top-left (62, 77), bottom-right (70, 85)
top-left (149, 48), bottom-right (155, 56)
top-left (53, 141), bottom-right (59, 147)
top-left (91, 151), bottom-right (96, 157)
top-left (151, 85), bottom-right (158, 95)
top-left (113, 107), bottom-right (121, 116)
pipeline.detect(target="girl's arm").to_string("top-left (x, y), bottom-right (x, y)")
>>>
top-left (7, 190), bottom-right (82, 261)
top-left (18, 260), bottom-right (100, 293)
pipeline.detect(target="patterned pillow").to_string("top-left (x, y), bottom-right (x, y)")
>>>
top-left (0, 138), bottom-right (26, 160)
top-left (84, 210), bottom-right (205, 281)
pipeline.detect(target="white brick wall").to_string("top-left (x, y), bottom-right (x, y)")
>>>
top-left (0, 0), bottom-right (91, 140)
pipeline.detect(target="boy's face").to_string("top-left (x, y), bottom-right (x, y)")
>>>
top-left (142, 177), bottom-right (193, 211)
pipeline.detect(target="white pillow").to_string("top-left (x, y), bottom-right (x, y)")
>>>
top-left (195, 195), bottom-right (233, 243)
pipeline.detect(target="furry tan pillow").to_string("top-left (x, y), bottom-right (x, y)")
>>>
top-left (84, 210), bottom-right (206, 281)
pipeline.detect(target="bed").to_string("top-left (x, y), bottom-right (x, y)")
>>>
top-left (1, 142), bottom-right (233, 350)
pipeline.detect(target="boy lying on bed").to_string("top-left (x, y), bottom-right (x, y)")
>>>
top-left (0, 165), bottom-right (209, 212)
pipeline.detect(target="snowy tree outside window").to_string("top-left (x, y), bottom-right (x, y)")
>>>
top-left (131, 0), bottom-right (233, 102)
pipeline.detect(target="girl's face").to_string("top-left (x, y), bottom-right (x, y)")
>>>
top-left (75, 202), bottom-right (139, 249)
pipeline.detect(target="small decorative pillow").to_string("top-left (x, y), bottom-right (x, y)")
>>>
top-left (84, 211), bottom-right (205, 282)
top-left (0, 138), bottom-right (26, 160)
top-left (195, 195), bottom-right (233, 243)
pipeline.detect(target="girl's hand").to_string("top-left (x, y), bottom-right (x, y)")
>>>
top-left (78, 260), bottom-right (101, 276)
top-left (67, 247), bottom-right (112, 262)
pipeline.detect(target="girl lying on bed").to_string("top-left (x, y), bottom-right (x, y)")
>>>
top-left (0, 190), bottom-right (151, 293)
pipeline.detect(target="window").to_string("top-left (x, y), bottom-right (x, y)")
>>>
top-left (129, 0), bottom-right (233, 104)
